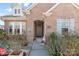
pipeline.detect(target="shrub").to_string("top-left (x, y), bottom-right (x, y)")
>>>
top-left (0, 34), bottom-right (28, 52)
top-left (0, 39), bottom-right (11, 50)
top-left (0, 29), bottom-right (6, 39)
top-left (48, 32), bottom-right (79, 56)
top-left (48, 32), bottom-right (60, 55)
top-left (60, 35), bottom-right (79, 56)
top-left (0, 30), bottom-right (28, 55)
top-left (6, 35), bottom-right (28, 49)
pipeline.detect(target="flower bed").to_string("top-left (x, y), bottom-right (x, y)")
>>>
top-left (0, 29), bottom-right (30, 56)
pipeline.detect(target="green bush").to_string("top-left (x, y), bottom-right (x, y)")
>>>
top-left (0, 39), bottom-right (10, 49)
top-left (5, 35), bottom-right (28, 49)
top-left (0, 29), bottom-right (28, 53)
top-left (0, 29), bottom-right (6, 35)
top-left (60, 35), bottom-right (79, 56)
top-left (0, 29), bottom-right (6, 39)
top-left (0, 35), bottom-right (27, 52)
top-left (0, 30), bottom-right (27, 51)
top-left (48, 32), bottom-right (60, 56)
top-left (48, 32), bottom-right (79, 56)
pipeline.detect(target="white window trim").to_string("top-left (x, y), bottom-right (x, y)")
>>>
top-left (57, 19), bottom-right (75, 35)
top-left (20, 22), bottom-right (22, 34)
top-left (43, 3), bottom-right (79, 16)
top-left (8, 22), bottom-right (26, 35)
top-left (12, 23), bottom-right (15, 35)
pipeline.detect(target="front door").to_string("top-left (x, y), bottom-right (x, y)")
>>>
top-left (34, 20), bottom-right (44, 37)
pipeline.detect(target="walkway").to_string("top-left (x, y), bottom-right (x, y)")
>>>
top-left (29, 38), bottom-right (49, 56)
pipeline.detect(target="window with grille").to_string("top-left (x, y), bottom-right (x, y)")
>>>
top-left (8, 22), bottom-right (26, 35)
top-left (57, 19), bottom-right (75, 35)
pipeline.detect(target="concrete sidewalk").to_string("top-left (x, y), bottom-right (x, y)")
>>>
top-left (29, 38), bottom-right (49, 56)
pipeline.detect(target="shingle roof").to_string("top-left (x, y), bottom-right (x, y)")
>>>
top-left (3, 15), bottom-right (21, 17)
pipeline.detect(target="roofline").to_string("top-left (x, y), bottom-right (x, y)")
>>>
top-left (43, 3), bottom-right (79, 16)
top-left (44, 3), bottom-right (60, 14)
top-left (72, 3), bottom-right (79, 10)
top-left (43, 3), bottom-right (60, 16)
top-left (23, 3), bottom-right (38, 15)
top-left (25, 3), bottom-right (38, 10)
top-left (29, 3), bottom-right (38, 10)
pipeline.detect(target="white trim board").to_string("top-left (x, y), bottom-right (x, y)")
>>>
top-left (43, 3), bottom-right (79, 16)
top-left (24, 3), bottom-right (79, 16)
top-left (24, 3), bottom-right (38, 12)
top-left (23, 3), bottom-right (38, 15)
top-left (43, 3), bottom-right (60, 16)
top-left (72, 3), bottom-right (79, 10)
top-left (44, 3), bottom-right (60, 14)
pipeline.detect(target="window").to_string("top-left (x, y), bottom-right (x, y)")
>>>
top-left (18, 9), bottom-right (20, 14)
top-left (14, 9), bottom-right (21, 14)
top-left (22, 23), bottom-right (26, 34)
top-left (15, 9), bottom-right (17, 14)
top-left (62, 28), bottom-right (68, 36)
top-left (14, 24), bottom-right (20, 34)
top-left (8, 22), bottom-right (14, 34)
top-left (57, 19), bottom-right (75, 35)
top-left (9, 25), bottom-right (12, 34)
top-left (8, 22), bottom-right (26, 35)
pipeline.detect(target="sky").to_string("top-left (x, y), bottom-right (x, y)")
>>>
top-left (0, 3), bottom-right (31, 16)
top-left (0, 3), bottom-right (31, 25)
top-left (0, 3), bottom-right (12, 16)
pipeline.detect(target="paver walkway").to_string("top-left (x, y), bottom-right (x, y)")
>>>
top-left (29, 38), bottom-right (49, 56)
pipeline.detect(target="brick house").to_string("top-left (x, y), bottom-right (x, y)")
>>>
top-left (2, 3), bottom-right (79, 42)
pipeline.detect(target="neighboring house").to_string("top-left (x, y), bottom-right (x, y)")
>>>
top-left (0, 18), bottom-right (4, 30)
top-left (0, 25), bottom-right (4, 30)
top-left (2, 3), bottom-right (26, 35)
top-left (2, 3), bottom-right (79, 42)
